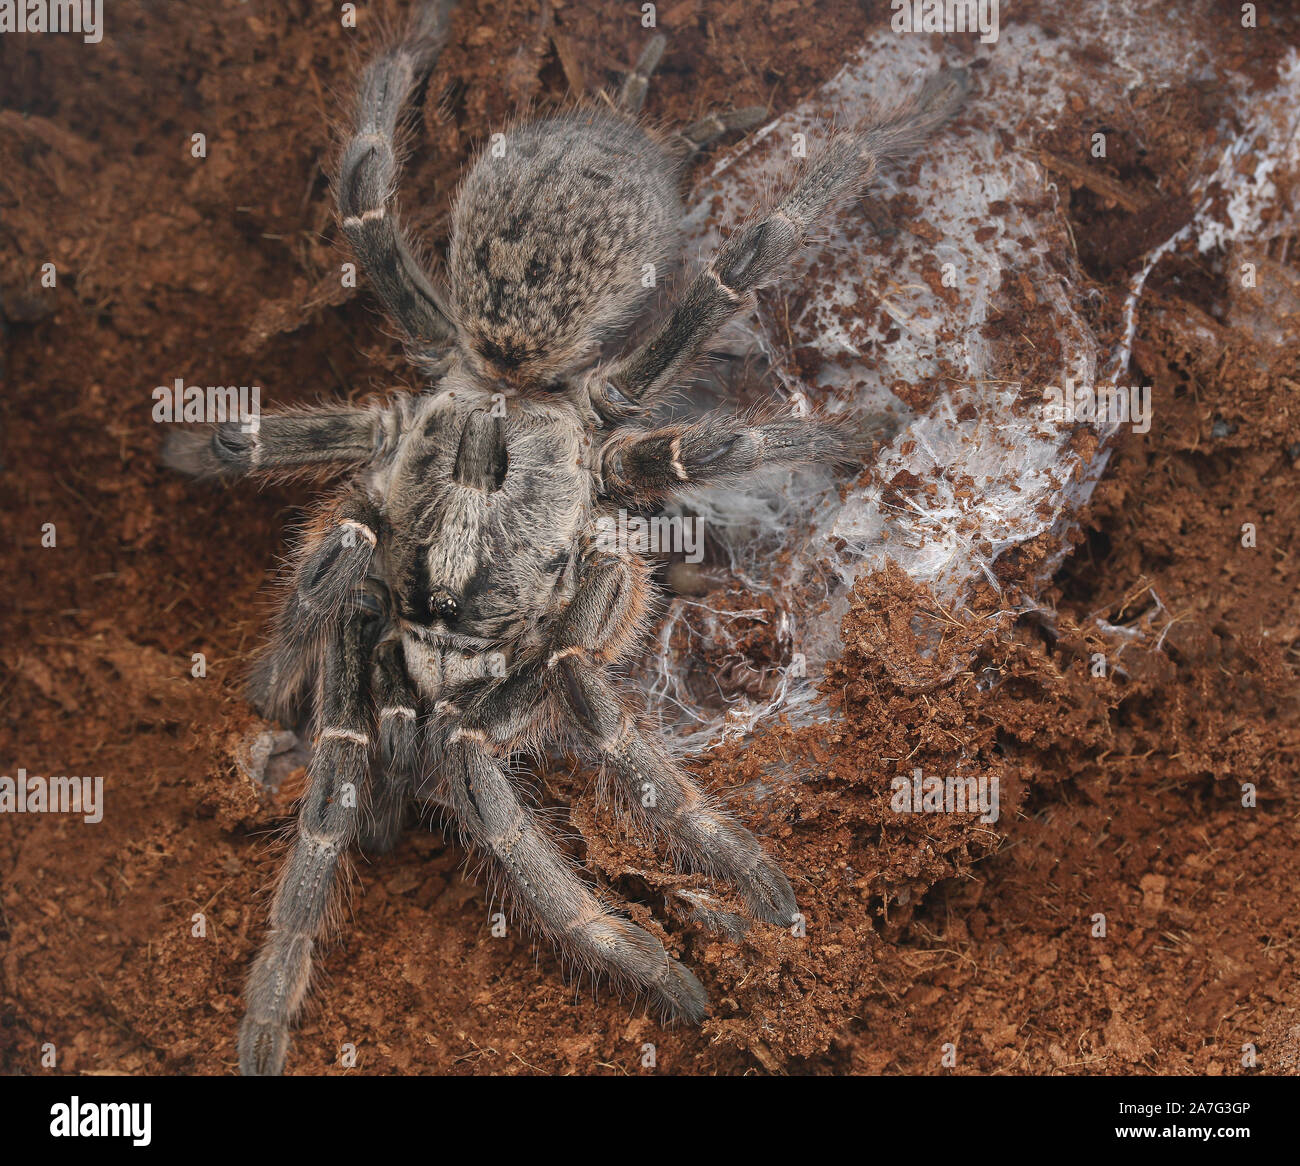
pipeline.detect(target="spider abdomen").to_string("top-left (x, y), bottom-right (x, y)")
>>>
top-left (449, 110), bottom-right (681, 389)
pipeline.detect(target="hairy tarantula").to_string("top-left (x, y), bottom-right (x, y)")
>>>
top-left (166, 0), bottom-right (966, 1075)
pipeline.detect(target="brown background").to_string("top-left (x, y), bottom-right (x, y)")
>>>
top-left (1, 0), bottom-right (1298, 1075)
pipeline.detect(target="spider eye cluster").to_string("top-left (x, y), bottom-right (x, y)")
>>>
top-left (429, 590), bottom-right (461, 621)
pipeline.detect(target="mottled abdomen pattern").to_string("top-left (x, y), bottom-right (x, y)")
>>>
top-left (449, 111), bottom-right (681, 387)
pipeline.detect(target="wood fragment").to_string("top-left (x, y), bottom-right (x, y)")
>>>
top-left (1038, 150), bottom-right (1148, 213)
top-left (551, 29), bottom-right (586, 96)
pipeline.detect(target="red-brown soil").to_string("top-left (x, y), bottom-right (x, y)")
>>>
top-left (1, 0), bottom-right (1297, 1075)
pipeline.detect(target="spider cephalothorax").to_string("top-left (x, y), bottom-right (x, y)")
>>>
top-left (166, 0), bottom-right (966, 1075)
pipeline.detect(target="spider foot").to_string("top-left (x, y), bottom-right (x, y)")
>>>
top-left (675, 889), bottom-right (751, 941)
top-left (647, 952), bottom-right (710, 1024)
top-left (738, 854), bottom-right (799, 930)
top-left (237, 1015), bottom-right (290, 1077)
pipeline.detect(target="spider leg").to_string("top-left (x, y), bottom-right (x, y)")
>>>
top-left (435, 548), bottom-right (647, 744)
top-left (557, 661), bottom-right (798, 927)
top-left (238, 607), bottom-right (381, 1076)
top-left (599, 407), bottom-right (886, 508)
top-left (541, 548), bottom-right (796, 923)
top-left (433, 722), bottom-right (709, 1022)
top-left (546, 546), bottom-right (651, 669)
top-left (443, 547), bottom-right (647, 732)
top-left (618, 33), bottom-right (665, 114)
top-left (247, 489), bottom-right (381, 726)
top-left (618, 33), bottom-right (764, 161)
top-left (602, 68), bottom-right (968, 407)
top-left (460, 549), bottom-right (796, 926)
top-left (162, 405), bottom-right (389, 480)
top-left (359, 638), bottom-right (418, 855)
top-left (670, 105), bottom-right (767, 161)
top-left (338, 0), bottom-right (458, 363)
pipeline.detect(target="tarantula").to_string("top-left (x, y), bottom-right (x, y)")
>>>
top-left (166, 0), bottom-right (966, 1075)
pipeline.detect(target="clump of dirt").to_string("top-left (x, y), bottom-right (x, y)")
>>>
top-left (2, 0), bottom-right (1297, 1076)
